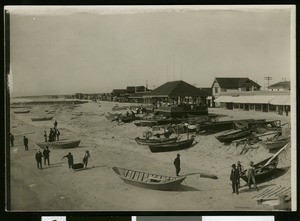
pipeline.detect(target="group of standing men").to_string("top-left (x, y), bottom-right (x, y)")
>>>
top-left (35, 146), bottom-right (51, 169)
top-left (44, 120), bottom-right (60, 142)
top-left (230, 161), bottom-right (258, 194)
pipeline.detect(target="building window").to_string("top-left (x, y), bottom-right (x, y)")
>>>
top-left (269, 104), bottom-right (276, 112)
top-left (214, 87), bottom-right (218, 94)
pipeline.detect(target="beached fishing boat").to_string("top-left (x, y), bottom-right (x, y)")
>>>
top-left (36, 140), bottom-right (81, 149)
top-left (138, 120), bottom-right (157, 127)
top-left (215, 128), bottom-right (253, 143)
top-left (14, 109), bottom-right (30, 114)
top-left (105, 112), bottom-right (122, 121)
top-left (148, 137), bottom-right (194, 153)
top-left (198, 120), bottom-right (234, 133)
top-left (31, 116), bottom-right (54, 121)
top-left (135, 137), bottom-right (178, 146)
top-left (240, 155), bottom-right (279, 184)
top-left (112, 167), bottom-right (186, 190)
top-left (260, 137), bottom-right (290, 150)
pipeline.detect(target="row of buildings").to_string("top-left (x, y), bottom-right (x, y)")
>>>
top-left (74, 77), bottom-right (291, 115)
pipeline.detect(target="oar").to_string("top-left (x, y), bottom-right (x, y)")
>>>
top-left (263, 142), bottom-right (290, 167)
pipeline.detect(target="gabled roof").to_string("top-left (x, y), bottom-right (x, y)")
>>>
top-left (268, 81), bottom-right (290, 89)
top-left (213, 77), bottom-right (261, 89)
top-left (199, 87), bottom-right (212, 96)
top-left (144, 80), bottom-right (207, 98)
top-left (111, 89), bottom-right (127, 93)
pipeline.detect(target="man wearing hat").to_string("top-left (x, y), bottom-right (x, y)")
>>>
top-left (236, 161), bottom-right (243, 187)
top-left (247, 161), bottom-right (258, 190)
top-left (230, 164), bottom-right (240, 194)
top-left (173, 154), bottom-right (181, 176)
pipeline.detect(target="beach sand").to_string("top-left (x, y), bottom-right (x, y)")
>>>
top-left (8, 101), bottom-right (292, 211)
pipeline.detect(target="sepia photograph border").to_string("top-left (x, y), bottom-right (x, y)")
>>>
top-left (1, 1), bottom-right (298, 220)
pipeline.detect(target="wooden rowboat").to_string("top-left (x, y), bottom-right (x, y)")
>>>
top-left (215, 128), bottom-right (253, 143)
top-left (240, 156), bottom-right (279, 184)
top-left (31, 116), bottom-right (54, 121)
top-left (36, 140), bottom-right (81, 149)
top-left (14, 109), bottom-right (30, 114)
top-left (148, 137), bottom-right (194, 153)
top-left (260, 137), bottom-right (290, 150)
top-left (112, 167), bottom-right (186, 190)
top-left (135, 137), bottom-right (178, 146)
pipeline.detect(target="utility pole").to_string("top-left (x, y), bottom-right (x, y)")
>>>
top-left (264, 76), bottom-right (272, 89)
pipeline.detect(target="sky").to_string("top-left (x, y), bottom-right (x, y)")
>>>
top-left (6, 6), bottom-right (294, 97)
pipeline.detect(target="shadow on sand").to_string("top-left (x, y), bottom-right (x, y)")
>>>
top-left (239, 183), bottom-right (277, 194)
top-left (41, 164), bottom-right (63, 170)
top-left (72, 165), bottom-right (107, 172)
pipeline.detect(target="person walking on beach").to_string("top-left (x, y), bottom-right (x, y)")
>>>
top-left (35, 149), bottom-right (43, 169)
top-left (173, 153), bottom-right (181, 176)
top-left (82, 150), bottom-right (90, 168)
top-left (236, 161), bottom-right (243, 187)
top-left (43, 146), bottom-right (51, 166)
top-left (10, 133), bottom-right (14, 147)
top-left (61, 152), bottom-right (74, 170)
top-left (44, 131), bottom-right (47, 142)
top-left (56, 130), bottom-right (60, 141)
top-left (247, 161), bottom-right (258, 191)
top-left (230, 164), bottom-right (240, 194)
top-left (23, 136), bottom-right (29, 150)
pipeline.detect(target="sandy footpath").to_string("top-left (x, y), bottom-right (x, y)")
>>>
top-left (8, 101), bottom-right (292, 211)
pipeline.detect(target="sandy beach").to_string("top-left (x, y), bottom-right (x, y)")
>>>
top-left (8, 101), bottom-right (292, 211)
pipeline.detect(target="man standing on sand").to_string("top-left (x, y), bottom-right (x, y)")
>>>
top-left (23, 136), bottom-right (29, 150)
top-left (247, 161), bottom-right (258, 191)
top-left (35, 149), bottom-right (43, 169)
top-left (236, 161), bottom-right (243, 187)
top-left (10, 133), bottom-right (14, 147)
top-left (230, 164), bottom-right (240, 194)
top-left (43, 146), bottom-right (51, 166)
top-left (61, 152), bottom-right (74, 170)
top-left (82, 150), bottom-right (90, 168)
top-left (56, 130), bottom-right (60, 141)
top-left (173, 153), bottom-right (181, 176)
top-left (44, 131), bottom-right (47, 142)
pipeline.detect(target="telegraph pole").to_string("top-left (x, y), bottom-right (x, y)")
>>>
top-left (264, 76), bottom-right (272, 89)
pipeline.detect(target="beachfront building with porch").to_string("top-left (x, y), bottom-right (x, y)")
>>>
top-left (268, 81), bottom-right (290, 91)
top-left (143, 80), bottom-right (208, 117)
top-left (212, 77), bottom-right (261, 107)
top-left (214, 90), bottom-right (290, 115)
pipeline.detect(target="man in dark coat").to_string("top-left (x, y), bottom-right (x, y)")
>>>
top-left (43, 146), bottom-right (51, 166)
top-left (10, 133), bottom-right (14, 147)
top-left (61, 152), bottom-right (74, 170)
top-left (23, 136), bottom-right (29, 150)
top-left (230, 164), bottom-right (240, 194)
top-left (35, 149), bottom-right (43, 169)
top-left (173, 153), bottom-right (181, 176)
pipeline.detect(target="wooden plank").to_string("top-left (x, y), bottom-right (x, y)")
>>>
top-left (131, 171), bottom-right (136, 180)
top-left (264, 186), bottom-right (286, 198)
top-left (253, 188), bottom-right (271, 199)
top-left (274, 187), bottom-right (291, 197)
top-left (266, 187), bottom-right (287, 198)
top-left (125, 170), bottom-right (129, 178)
top-left (127, 170), bottom-right (132, 178)
top-left (257, 186), bottom-right (283, 199)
